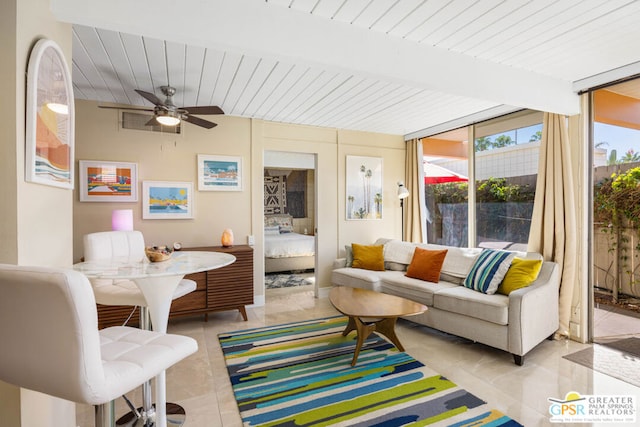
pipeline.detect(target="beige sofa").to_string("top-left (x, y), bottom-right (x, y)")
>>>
top-left (331, 239), bottom-right (560, 365)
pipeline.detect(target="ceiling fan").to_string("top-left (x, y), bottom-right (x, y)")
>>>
top-left (101, 86), bottom-right (224, 129)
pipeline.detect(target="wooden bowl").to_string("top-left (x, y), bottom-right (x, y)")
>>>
top-left (145, 246), bottom-right (173, 262)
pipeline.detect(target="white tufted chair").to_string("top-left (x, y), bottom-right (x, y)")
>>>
top-left (0, 263), bottom-right (197, 427)
top-left (83, 230), bottom-right (196, 327)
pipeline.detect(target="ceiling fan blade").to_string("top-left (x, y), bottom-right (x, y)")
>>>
top-left (135, 89), bottom-right (164, 106)
top-left (183, 115), bottom-right (217, 129)
top-left (145, 117), bottom-right (158, 127)
top-left (181, 106), bottom-right (224, 115)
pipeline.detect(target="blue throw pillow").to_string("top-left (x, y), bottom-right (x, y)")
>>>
top-left (464, 249), bottom-right (516, 294)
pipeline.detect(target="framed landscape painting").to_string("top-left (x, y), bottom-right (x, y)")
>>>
top-left (142, 181), bottom-right (194, 219)
top-left (79, 160), bottom-right (138, 202)
top-left (198, 154), bottom-right (242, 191)
top-left (25, 39), bottom-right (75, 189)
top-left (346, 155), bottom-right (383, 220)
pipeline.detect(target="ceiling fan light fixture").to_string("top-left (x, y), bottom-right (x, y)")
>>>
top-left (155, 111), bottom-right (180, 126)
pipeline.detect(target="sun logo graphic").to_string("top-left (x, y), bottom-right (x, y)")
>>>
top-left (548, 391), bottom-right (636, 423)
top-left (548, 391), bottom-right (586, 420)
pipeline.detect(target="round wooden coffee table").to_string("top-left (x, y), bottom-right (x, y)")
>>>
top-left (329, 286), bottom-right (428, 366)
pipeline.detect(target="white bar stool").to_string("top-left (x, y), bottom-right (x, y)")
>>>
top-left (0, 264), bottom-right (197, 427)
top-left (83, 230), bottom-right (197, 425)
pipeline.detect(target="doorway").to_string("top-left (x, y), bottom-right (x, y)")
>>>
top-left (263, 151), bottom-right (317, 298)
top-left (591, 80), bottom-right (640, 343)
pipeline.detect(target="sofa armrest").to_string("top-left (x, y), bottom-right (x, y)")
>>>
top-left (333, 258), bottom-right (347, 269)
top-left (507, 261), bottom-right (560, 356)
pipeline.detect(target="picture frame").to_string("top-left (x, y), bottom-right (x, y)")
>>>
top-left (346, 155), bottom-right (383, 220)
top-left (25, 39), bottom-right (75, 189)
top-left (142, 181), bottom-right (194, 219)
top-left (78, 160), bottom-right (138, 202)
top-left (197, 154), bottom-right (243, 191)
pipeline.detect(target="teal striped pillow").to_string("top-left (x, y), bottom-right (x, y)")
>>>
top-left (464, 249), bottom-right (516, 294)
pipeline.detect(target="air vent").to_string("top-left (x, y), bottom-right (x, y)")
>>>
top-left (121, 112), bottom-right (181, 134)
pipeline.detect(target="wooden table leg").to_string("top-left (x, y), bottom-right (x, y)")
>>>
top-left (342, 316), bottom-right (357, 336)
top-left (374, 317), bottom-right (403, 351)
top-left (341, 316), bottom-right (404, 366)
top-left (351, 317), bottom-right (376, 366)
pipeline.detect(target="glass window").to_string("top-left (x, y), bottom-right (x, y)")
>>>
top-left (422, 110), bottom-right (541, 249)
top-left (423, 128), bottom-right (470, 247)
top-left (474, 110), bottom-right (542, 250)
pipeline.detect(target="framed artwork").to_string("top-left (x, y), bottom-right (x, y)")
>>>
top-left (25, 39), bottom-right (75, 189)
top-left (346, 155), bottom-right (383, 220)
top-left (78, 160), bottom-right (138, 202)
top-left (198, 154), bottom-right (243, 191)
top-left (142, 181), bottom-right (194, 219)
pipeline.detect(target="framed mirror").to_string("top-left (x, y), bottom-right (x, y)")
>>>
top-left (25, 39), bottom-right (74, 189)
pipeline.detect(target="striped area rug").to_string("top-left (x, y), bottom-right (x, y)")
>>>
top-left (218, 316), bottom-right (522, 426)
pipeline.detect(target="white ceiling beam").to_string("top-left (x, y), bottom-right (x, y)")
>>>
top-left (52, 0), bottom-right (580, 115)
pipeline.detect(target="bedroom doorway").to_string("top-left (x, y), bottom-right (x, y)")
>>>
top-left (263, 151), bottom-right (317, 297)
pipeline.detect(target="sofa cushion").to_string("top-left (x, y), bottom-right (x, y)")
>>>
top-left (351, 244), bottom-right (384, 271)
top-left (405, 247), bottom-right (448, 282)
top-left (331, 267), bottom-right (383, 291)
top-left (385, 261), bottom-right (407, 271)
top-left (425, 244), bottom-right (483, 278)
top-left (383, 239), bottom-right (419, 264)
top-left (497, 258), bottom-right (543, 295)
top-left (439, 272), bottom-right (464, 285)
top-left (434, 286), bottom-right (509, 325)
top-left (380, 273), bottom-right (458, 306)
top-left (464, 249), bottom-right (515, 294)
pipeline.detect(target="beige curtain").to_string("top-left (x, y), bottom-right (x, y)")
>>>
top-left (404, 138), bottom-right (425, 242)
top-left (527, 112), bottom-right (577, 337)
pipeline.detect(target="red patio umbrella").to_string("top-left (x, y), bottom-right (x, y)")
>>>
top-left (424, 162), bottom-right (468, 185)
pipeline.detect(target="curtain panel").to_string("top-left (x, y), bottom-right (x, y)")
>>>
top-left (527, 112), bottom-right (577, 337)
top-left (405, 138), bottom-right (425, 242)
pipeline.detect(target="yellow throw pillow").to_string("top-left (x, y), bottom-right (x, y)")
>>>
top-left (351, 244), bottom-right (385, 271)
top-left (497, 258), bottom-right (543, 295)
top-left (405, 247), bottom-right (448, 282)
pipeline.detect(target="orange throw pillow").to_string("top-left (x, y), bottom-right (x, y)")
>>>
top-left (351, 244), bottom-right (385, 271)
top-left (405, 247), bottom-right (448, 282)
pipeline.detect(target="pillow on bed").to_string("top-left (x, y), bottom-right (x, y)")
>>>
top-left (265, 214), bottom-right (293, 228)
top-left (279, 225), bottom-right (293, 233)
top-left (264, 226), bottom-right (280, 235)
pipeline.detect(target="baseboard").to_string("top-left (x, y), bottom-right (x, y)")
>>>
top-left (317, 286), bottom-right (331, 299)
top-left (251, 294), bottom-right (265, 307)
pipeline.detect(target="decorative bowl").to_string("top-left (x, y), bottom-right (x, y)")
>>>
top-left (145, 245), bottom-right (174, 262)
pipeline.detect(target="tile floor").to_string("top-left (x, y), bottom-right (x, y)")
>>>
top-left (76, 285), bottom-right (640, 427)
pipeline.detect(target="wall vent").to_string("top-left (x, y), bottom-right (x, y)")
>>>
top-left (121, 112), bottom-right (181, 134)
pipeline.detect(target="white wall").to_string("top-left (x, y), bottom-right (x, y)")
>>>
top-left (1, 0), bottom-right (76, 425)
top-left (73, 102), bottom-right (405, 303)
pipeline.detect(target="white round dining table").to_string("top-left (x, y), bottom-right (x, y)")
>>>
top-left (73, 251), bottom-right (235, 427)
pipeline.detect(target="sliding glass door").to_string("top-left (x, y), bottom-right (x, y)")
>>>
top-left (591, 81), bottom-right (640, 341)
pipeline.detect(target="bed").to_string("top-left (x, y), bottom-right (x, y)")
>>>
top-left (264, 214), bottom-right (315, 273)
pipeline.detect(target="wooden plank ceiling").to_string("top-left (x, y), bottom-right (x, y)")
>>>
top-left (53, 0), bottom-right (640, 136)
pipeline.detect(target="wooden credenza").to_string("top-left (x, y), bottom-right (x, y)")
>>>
top-left (96, 245), bottom-right (254, 329)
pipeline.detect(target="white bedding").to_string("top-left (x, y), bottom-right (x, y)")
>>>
top-left (264, 232), bottom-right (315, 258)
